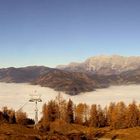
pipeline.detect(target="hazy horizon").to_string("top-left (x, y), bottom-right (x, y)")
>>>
top-left (1, 54), bottom-right (140, 69)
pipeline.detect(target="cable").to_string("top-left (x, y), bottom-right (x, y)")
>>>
top-left (16, 101), bottom-right (29, 112)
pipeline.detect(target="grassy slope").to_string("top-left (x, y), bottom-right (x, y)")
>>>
top-left (0, 122), bottom-right (140, 140)
top-left (104, 127), bottom-right (140, 140)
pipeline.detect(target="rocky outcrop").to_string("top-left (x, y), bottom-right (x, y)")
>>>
top-left (57, 55), bottom-right (140, 75)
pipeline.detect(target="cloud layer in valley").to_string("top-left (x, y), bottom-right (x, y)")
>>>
top-left (0, 83), bottom-right (140, 119)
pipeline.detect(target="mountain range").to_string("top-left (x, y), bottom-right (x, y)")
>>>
top-left (0, 55), bottom-right (140, 95)
top-left (57, 55), bottom-right (140, 75)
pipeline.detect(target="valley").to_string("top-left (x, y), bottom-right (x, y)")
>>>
top-left (0, 82), bottom-right (140, 119)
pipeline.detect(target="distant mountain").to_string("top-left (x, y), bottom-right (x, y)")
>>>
top-left (57, 55), bottom-right (140, 75)
top-left (0, 66), bottom-right (51, 83)
top-left (0, 66), bottom-right (97, 95)
top-left (1, 55), bottom-right (140, 95)
top-left (33, 67), bottom-right (140, 95)
top-left (32, 69), bottom-right (97, 95)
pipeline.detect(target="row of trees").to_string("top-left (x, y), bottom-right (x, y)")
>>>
top-left (0, 107), bottom-right (34, 125)
top-left (41, 94), bottom-right (140, 129)
top-left (1, 94), bottom-right (140, 130)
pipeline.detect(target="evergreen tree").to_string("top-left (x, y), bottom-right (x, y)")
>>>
top-left (66, 99), bottom-right (74, 123)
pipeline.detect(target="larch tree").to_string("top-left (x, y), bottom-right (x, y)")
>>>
top-left (75, 103), bottom-right (85, 124)
top-left (2, 107), bottom-right (16, 124)
top-left (97, 105), bottom-right (106, 127)
top-left (55, 93), bottom-right (67, 121)
top-left (106, 102), bottom-right (116, 127)
top-left (111, 102), bottom-right (127, 129)
top-left (83, 103), bottom-right (90, 126)
top-left (47, 100), bottom-right (59, 122)
top-left (66, 99), bottom-right (74, 123)
top-left (8, 109), bottom-right (16, 124)
top-left (89, 104), bottom-right (98, 127)
top-left (16, 109), bottom-right (27, 125)
top-left (125, 101), bottom-right (139, 128)
top-left (42, 103), bottom-right (49, 126)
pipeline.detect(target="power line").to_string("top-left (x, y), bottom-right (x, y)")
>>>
top-left (16, 101), bottom-right (29, 112)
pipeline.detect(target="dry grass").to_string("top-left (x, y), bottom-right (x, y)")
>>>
top-left (0, 123), bottom-right (41, 140)
top-left (0, 122), bottom-right (140, 140)
top-left (102, 127), bottom-right (140, 140)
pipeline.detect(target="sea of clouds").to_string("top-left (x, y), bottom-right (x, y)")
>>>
top-left (0, 82), bottom-right (140, 119)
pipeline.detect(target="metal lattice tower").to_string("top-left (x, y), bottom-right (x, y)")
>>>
top-left (29, 92), bottom-right (42, 125)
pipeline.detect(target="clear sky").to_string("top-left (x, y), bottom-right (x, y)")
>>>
top-left (0, 0), bottom-right (140, 68)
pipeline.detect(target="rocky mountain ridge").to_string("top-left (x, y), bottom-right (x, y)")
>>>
top-left (57, 55), bottom-right (140, 75)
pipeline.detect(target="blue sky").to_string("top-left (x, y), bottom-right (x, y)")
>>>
top-left (0, 0), bottom-right (140, 68)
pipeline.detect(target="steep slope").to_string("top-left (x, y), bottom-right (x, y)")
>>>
top-left (33, 69), bottom-right (97, 95)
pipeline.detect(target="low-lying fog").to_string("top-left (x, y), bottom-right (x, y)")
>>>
top-left (0, 82), bottom-right (140, 119)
